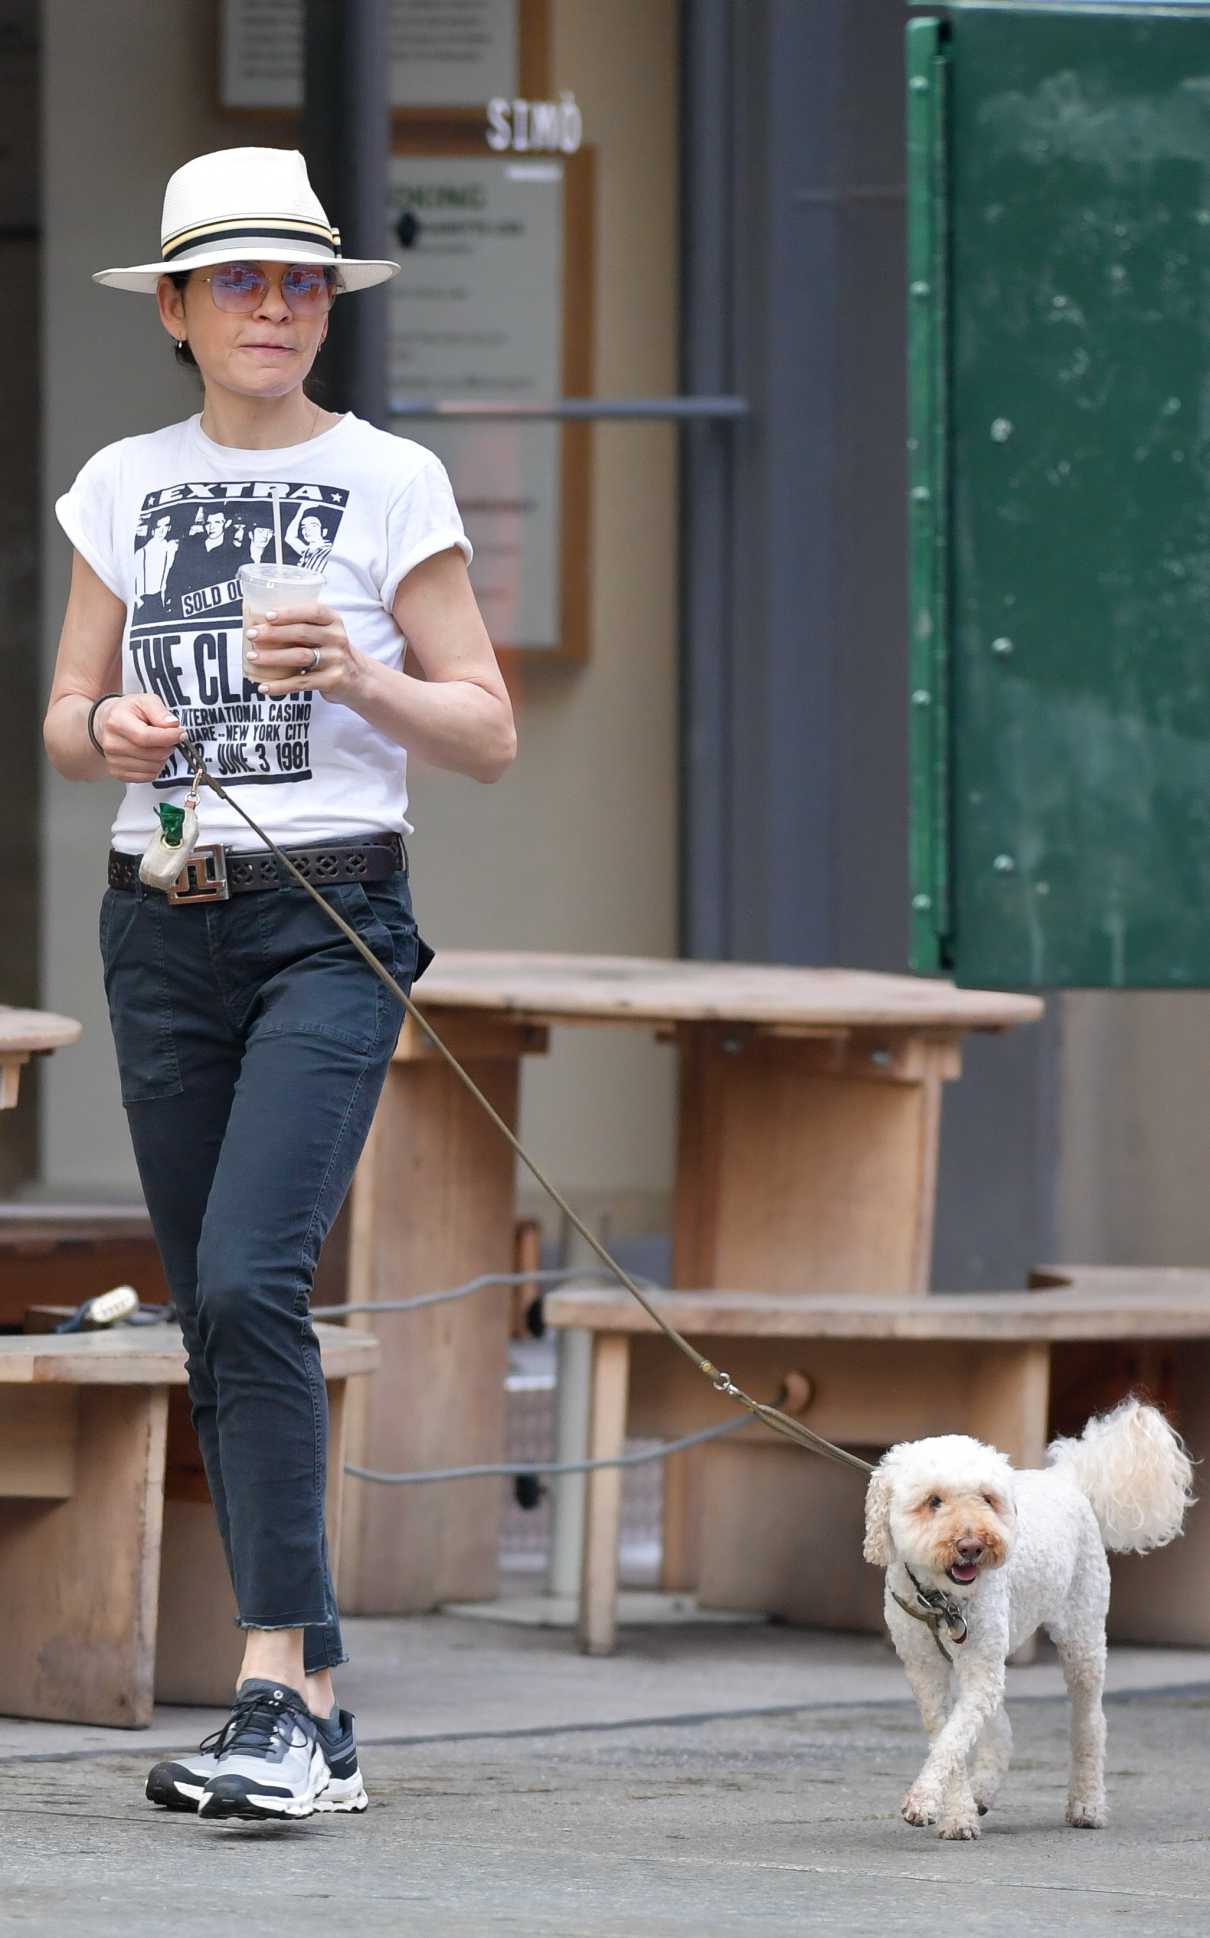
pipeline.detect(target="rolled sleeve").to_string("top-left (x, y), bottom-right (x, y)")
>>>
top-left (381, 454), bottom-right (473, 613)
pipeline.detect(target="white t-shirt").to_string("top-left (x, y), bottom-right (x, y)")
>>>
top-left (56, 412), bottom-right (472, 853)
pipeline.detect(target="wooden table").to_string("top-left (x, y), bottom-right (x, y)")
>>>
top-left (0, 1006), bottom-right (80, 1109)
top-left (0, 1321), bottom-right (377, 1726)
top-left (545, 1281), bottom-right (1210, 1653)
top-left (339, 952), bottom-right (1042, 1614)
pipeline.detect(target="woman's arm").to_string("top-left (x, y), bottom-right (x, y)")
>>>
top-left (248, 545), bottom-right (517, 784)
top-left (373, 546), bottom-right (516, 781)
top-left (43, 550), bottom-right (183, 782)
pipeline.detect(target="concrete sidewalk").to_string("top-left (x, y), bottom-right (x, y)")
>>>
top-left (2, 1611), bottom-right (1209, 1935)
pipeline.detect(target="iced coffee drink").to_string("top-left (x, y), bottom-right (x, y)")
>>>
top-left (239, 562), bottom-right (327, 678)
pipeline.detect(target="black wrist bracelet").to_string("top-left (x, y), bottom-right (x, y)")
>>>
top-left (87, 692), bottom-right (123, 757)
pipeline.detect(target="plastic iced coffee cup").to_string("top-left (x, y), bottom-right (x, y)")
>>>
top-left (239, 562), bottom-right (327, 678)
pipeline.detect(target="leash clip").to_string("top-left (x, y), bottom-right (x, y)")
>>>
top-left (894, 1565), bottom-right (969, 1663)
top-left (915, 1585), bottom-right (967, 1645)
top-left (179, 732), bottom-right (207, 811)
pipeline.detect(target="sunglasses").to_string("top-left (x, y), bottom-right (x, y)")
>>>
top-left (199, 262), bottom-right (336, 315)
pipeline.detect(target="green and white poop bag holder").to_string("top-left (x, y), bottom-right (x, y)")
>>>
top-left (138, 782), bottom-right (204, 889)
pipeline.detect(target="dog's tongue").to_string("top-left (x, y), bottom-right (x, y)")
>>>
top-left (949, 1562), bottom-right (978, 1584)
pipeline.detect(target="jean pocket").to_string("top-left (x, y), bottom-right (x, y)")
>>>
top-left (357, 877), bottom-right (422, 975)
top-left (326, 882), bottom-right (409, 979)
top-left (254, 880), bottom-right (417, 1055)
top-left (339, 881), bottom-right (424, 1038)
top-left (100, 891), bottom-right (185, 1104)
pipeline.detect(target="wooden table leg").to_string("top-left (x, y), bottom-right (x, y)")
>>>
top-left (672, 1025), bottom-right (960, 1294)
top-left (659, 1445), bottom-right (704, 1592)
top-left (664, 1024), bottom-right (961, 1589)
top-left (341, 1014), bottom-right (545, 1614)
top-left (0, 1053), bottom-right (29, 1110)
top-left (0, 1386), bottom-right (167, 1726)
top-left (967, 1344), bottom-right (1050, 1468)
top-left (578, 1333), bottom-right (630, 1657)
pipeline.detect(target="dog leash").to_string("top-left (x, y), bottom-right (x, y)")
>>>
top-left (172, 736), bottom-right (877, 1481)
top-left (890, 1564), bottom-right (969, 1663)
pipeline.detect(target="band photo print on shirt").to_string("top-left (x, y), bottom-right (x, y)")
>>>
top-left (130, 478), bottom-right (349, 789)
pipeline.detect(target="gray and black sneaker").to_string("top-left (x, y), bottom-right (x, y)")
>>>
top-left (147, 1700), bottom-right (369, 1816)
top-left (313, 1705), bottom-right (369, 1814)
top-left (196, 1680), bottom-right (331, 1823)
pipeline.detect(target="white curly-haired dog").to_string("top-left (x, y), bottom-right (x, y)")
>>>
top-left (862, 1396), bottom-right (1195, 1840)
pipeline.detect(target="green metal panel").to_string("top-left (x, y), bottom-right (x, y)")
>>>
top-left (911, 3), bottom-right (1210, 987)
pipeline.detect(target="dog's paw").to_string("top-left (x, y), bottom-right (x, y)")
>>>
top-left (938, 1813), bottom-right (981, 1841)
top-left (901, 1784), bottom-right (941, 1827)
top-left (1066, 1797), bottom-right (1107, 1830)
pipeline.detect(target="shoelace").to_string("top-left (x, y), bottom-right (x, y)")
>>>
top-left (200, 1687), bottom-right (307, 1760)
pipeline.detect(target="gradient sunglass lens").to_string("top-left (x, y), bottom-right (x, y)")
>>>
top-left (280, 267), bottom-right (331, 311)
top-left (207, 265), bottom-right (333, 313)
top-left (209, 265), bottom-right (268, 310)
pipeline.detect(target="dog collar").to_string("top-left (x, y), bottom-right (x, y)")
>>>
top-left (890, 1565), bottom-right (969, 1665)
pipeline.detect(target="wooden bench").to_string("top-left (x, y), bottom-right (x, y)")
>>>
top-left (545, 1281), bottom-right (1210, 1655)
top-left (0, 1321), bottom-right (378, 1726)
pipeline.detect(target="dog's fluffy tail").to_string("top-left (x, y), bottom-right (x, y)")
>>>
top-left (1046, 1396), bottom-right (1196, 1553)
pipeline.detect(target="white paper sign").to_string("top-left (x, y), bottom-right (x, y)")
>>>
top-left (388, 155), bottom-right (563, 651)
top-left (221, 0), bottom-right (519, 110)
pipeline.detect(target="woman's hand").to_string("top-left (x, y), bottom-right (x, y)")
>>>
top-left (96, 693), bottom-right (183, 783)
top-left (245, 604), bottom-right (364, 705)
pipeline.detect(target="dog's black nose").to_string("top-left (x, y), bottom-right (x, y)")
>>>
top-left (956, 1538), bottom-right (984, 1560)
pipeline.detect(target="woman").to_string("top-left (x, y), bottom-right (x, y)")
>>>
top-left (42, 147), bottom-right (515, 1823)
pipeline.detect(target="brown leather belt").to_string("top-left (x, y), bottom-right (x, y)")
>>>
top-left (108, 832), bottom-right (405, 905)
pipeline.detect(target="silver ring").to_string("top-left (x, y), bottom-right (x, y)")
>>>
top-left (309, 646), bottom-right (322, 671)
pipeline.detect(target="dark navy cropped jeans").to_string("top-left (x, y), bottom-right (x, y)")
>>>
top-left (99, 854), bottom-right (424, 1673)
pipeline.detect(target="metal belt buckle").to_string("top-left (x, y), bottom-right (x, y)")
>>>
top-left (166, 844), bottom-right (229, 905)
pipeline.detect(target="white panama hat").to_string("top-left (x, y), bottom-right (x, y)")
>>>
top-left (93, 146), bottom-right (399, 294)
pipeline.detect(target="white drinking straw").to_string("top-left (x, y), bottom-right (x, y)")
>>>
top-left (272, 493), bottom-right (283, 566)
